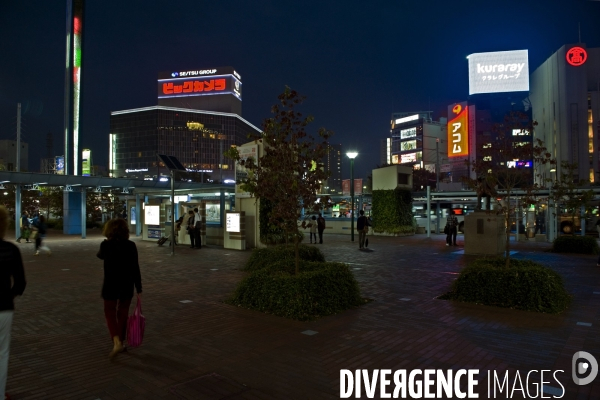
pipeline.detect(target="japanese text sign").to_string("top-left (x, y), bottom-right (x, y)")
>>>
top-left (447, 103), bottom-right (469, 158)
top-left (468, 50), bottom-right (529, 95)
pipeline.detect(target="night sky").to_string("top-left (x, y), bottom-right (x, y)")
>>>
top-left (1, 0), bottom-right (599, 179)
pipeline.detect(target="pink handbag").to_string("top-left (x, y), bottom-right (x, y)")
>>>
top-left (127, 297), bottom-right (145, 347)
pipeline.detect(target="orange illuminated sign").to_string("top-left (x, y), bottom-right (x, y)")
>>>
top-left (447, 104), bottom-right (469, 157)
top-left (566, 47), bottom-right (587, 66)
top-left (162, 78), bottom-right (226, 95)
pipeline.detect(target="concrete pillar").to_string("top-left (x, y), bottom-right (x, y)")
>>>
top-left (135, 194), bottom-right (141, 237)
top-left (63, 190), bottom-right (82, 234)
top-left (81, 190), bottom-right (86, 239)
top-left (15, 185), bottom-right (21, 240)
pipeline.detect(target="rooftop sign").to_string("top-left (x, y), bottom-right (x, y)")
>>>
top-left (468, 50), bottom-right (529, 95)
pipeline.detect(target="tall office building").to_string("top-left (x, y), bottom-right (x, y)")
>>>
top-left (530, 44), bottom-right (600, 183)
top-left (321, 144), bottom-right (342, 194)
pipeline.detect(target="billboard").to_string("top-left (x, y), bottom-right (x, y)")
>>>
top-left (158, 67), bottom-right (242, 100)
top-left (226, 213), bottom-right (241, 233)
top-left (447, 103), bottom-right (469, 158)
top-left (82, 149), bottom-right (91, 176)
top-left (55, 156), bottom-right (65, 175)
top-left (468, 50), bottom-right (529, 95)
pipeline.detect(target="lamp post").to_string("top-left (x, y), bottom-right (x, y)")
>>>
top-left (347, 151), bottom-right (358, 242)
top-left (549, 167), bottom-right (557, 242)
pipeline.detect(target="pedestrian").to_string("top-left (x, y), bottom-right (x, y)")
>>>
top-left (16, 211), bottom-right (31, 244)
top-left (534, 213), bottom-right (543, 235)
top-left (32, 215), bottom-right (51, 256)
top-left (187, 210), bottom-right (196, 248)
top-left (357, 210), bottom-right (371, 250)
top-left (175, 216), bottom-right (184, 245)
top-left (96, 218), bottom-right (142, 359)
top-left (309, 216), bottom-right (317, 244)
top-left (445, 210), bottom-right (458, 246)
top-left (317, 213), bottom-right (326, 244)
top-left (0, 205), bottom-right (27, 400)
top-left (193, 207), bottom-right (201, 249)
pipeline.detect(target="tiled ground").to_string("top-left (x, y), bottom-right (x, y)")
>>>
top-left (4, 230), bottom-right (600, 399)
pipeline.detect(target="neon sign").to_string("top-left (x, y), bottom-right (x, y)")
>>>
top-left (566, 47), bottom-right (587, 66)
top-left (162, 79), bottom-right (226, 95)
top-left (400, 127), bottom-right (417, 139)
top-left (447, 104), bottom-right (469, 157)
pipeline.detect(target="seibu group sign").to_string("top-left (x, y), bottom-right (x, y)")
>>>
top-left (157, 66), bottom-right (242, 100)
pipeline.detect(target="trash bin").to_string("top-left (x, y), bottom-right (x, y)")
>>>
top-left (527, 227), bottom-right (535, 238)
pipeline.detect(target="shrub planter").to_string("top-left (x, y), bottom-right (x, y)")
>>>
top-left (440, 257), bottom-right (570, 314)
top-left (552, 235), bottom-right (599, 254)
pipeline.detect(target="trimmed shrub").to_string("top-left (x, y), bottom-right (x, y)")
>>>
top-left (441, 257), bottom-right (570, 314)
top-left (553, 235), bottom-right (599, 254)
top-left (46, 219), bottom-right (63, 230)
top-left (372, 188), bottom-right (414, 234)
top-left (228, 261), bottom-right (364, 320)
top-left (244, 244), bottom-right (325, 272)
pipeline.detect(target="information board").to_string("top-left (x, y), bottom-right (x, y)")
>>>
top-left (226, 213), bottom-right (241, 232)
top-left (145, 205), bottom-right (160, 225)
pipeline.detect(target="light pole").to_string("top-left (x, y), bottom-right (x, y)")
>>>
top-left (347, 151), bottom-right (358, 242)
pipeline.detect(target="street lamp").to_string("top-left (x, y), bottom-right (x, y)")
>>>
top-left (346, 151), bottom-right (358, 241)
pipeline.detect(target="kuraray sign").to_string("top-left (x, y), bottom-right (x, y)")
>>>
top-left (468, 50), bottom-right (529, 95)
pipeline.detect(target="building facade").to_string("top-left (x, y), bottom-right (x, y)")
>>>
top-left (0, 140), bottom-right (28, 171)
top-left (109, 107), bottom-right (261, 182)
top-left (530, 44), bottom-right (600, 183)
top-left (321, 144), bottom-right (342, 194)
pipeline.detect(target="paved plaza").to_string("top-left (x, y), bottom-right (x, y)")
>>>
top-left (4, 230), bottom-right (600, 399)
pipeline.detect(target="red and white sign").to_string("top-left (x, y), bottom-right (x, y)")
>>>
top-left (447, 103), bottom-right (469, 158)
top-left (566, 47), bottom-right (587, 67)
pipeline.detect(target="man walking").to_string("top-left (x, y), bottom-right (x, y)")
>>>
top-left (446, 210), bottom-right (458, 246)
top-left (317, 213), bottom-right (326, 244)
top-left (16, 212), bottom-right (30, 244)
top-left (193, 208), bottom-right (201, 249)
top-left (356, 210), bottom-right (371, 250)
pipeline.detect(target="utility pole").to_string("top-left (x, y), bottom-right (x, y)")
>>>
top-left (15, 103), bottom-right (22, 240)
top-left (16, 103), bottom-right (21, 172)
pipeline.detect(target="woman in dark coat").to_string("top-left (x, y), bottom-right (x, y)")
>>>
top-left (97, 218), bottom-right (142, 358)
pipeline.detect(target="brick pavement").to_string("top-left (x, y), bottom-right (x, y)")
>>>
top-left (4, 230), bottom-right (600, 399)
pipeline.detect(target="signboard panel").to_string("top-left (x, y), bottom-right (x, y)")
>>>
top-left (468, 50), bottom-right (529, 95)
top-left (400, 127), bottom-right (417, 139)
top-left (158, 74), bottom-right (241, 100)
top-left (401, 140), bottom-right (418, 151)
top-left (342, 179), bottom-right (350, 196)
top-left (447, 103), bottom-right (469, 158)
top-left (354, 179), bottom-right (363, 195)
top-left (144, 205), bottom-right (160, 225)
top-left (82, 149), bottom-right (91, 176)
top-left (226, 213), bottom-right (241, 233)
top-left (56, 156), bottom-right (65, 175)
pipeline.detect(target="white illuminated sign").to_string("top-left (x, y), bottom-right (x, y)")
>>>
top-left (512, 129), bottom-right (529, 136)
top-left (468, 50), bottom-right (529, 95)
top-left (401, 140), bottom-right (418, 151)
top-left (144, 205), bottom-right (160, 225)
top-left (174, 195), bottom-right (188, 203)
top-left (226, 213), bottom-right (241, 233)
top-left (400, 127), bottom-right (417, 139)
top-left (400, 152), bottom-right (421, 164)
top-left (125, 168), bottom-right (149, 173)
top-left (395, 114), bottom-right (419, 125)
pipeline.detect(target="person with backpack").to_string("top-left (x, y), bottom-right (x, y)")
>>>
top-left (317, 213), bottom-right (326, 244)
top-left (356, 210), bottom-right (371, 250)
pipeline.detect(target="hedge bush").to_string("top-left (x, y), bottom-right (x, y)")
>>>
top-left (228, 260), bottom-right (364, 320)
top-left (372, 188), bottom-right (414, 234)
top-left (244, 244), bottom-right (325, 272)
top-left (441, 257), bottom-right (570, 314)
top-left (552, 235), bottom-right (599, 254)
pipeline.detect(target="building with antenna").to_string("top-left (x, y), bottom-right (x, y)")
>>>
top-left (0, 140), bottom-right (28, 172)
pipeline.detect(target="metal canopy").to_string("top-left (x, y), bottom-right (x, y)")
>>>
top-left (0, 171), bottom-right (231, 193)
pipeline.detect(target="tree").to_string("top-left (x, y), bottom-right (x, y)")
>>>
top-left (38, 186), bottom-right (64, 218)
top-left (465, 111), bottom-right (551, 267)
top-left (226, 87), bottom-right (333, 274)
top-left (549, 161), bottom-right (594, 235)
top-left (412, 167), bottom-right (436, 191)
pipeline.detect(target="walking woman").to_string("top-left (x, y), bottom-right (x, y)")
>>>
top-left (0, 206), bottom-right (27, 400)
top-left (97, 218), bottom-right (142, 359)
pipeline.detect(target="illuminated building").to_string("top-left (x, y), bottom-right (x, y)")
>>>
top-left (110, 67), bottom-right (259, 181)
top-left (530, 44), bottom-right (600, 183)
top-left (321, 144), bottom-right (342, 194)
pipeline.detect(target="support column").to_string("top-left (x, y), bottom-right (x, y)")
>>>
top-left (63, 190), bottom-right (82, 234)
top-left (581, 205), bottom-right (586, 236)
top-left (426, 186), bottom-right (431, 238)
top-left (200, 201), bottom-right (207, 246)
top-left (135, 194), bottom-right (141, 237)
top-left (15, 185), bottom-right (21, 240)
top-left (81, 189), bottom-right (86, 238)
top-left (219, 189), bottom-right (225, 228)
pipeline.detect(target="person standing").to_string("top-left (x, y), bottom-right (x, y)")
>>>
top-left (0, 205), bottom-right (27, 400)
top-left (97, 218), bottom-right (142, 359)
top-left (317, 213), bottom-right (326, 244)
top-left (446, 210), bottom-right (458, 246)
top-left (193, 207), bottom-right (201, 249)
top-left (356, 210), bottom-right (371, 250)
top-left (33, 215), bottom-right (51, 256)
top-left (187, 210), bottom-right (196, 249)
top-left (309, 216), bottom-right (317, 244)
top-left (16, 211), bottom-right (30, 244)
